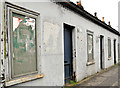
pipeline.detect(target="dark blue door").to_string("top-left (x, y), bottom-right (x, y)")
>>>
top-left (64, 27), bottom-right (73, 84)
top-left (114, 40), bottom-right (116, 64)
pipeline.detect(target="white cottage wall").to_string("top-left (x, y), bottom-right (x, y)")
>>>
top-left (1, 0), bottom-right (119, 86)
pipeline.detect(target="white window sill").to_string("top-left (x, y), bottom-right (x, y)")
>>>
top-left (86, 61), bottom-right (95, 66)
top-left (108, 57), bottom-right (112, 60)
top-left (5, 73), bottom-right (44, 87)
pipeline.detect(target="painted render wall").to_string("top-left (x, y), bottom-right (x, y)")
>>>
top-left (119, 35), bottom-right (120, 61)
top-left (0, 0), bottom-right (5, 86)
top-left (118, 2), bottom-right (120, 61)
top-left (0, 0), bottom-right (1, 61)
top-left (1, 0), bottom-right (119, 86)
top-left (0, 0), bottom-right (1, 80)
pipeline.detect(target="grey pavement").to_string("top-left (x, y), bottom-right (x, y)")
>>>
top-left (75, 65), bottom-right (119, 87)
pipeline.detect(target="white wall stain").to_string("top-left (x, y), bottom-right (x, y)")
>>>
top-left (43, 22), bottom-right (60, 53)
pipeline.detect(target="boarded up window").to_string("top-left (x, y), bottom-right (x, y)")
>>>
top-left (108, 39), bottom-right (111, 58)
top-left (87, 34), bottom-right (94, 62)
top-left (11, 12), bottom-right (37, 77)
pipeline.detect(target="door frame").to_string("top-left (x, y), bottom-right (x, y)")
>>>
top-left (63, 23), bottom-right (76, 84)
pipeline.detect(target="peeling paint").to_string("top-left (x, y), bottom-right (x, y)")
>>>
top-left (43, 22), bottom-right (60, 53)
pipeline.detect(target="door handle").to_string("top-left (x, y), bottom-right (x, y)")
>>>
top-left (64, 61), bottom-right (68, 63)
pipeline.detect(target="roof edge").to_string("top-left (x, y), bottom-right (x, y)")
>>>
top-left (56, 2), bottom-right (120, 36)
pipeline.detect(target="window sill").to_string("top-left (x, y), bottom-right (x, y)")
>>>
top-left (86, 61), bottom-right (95, 66)
top-left (5, 73), bottom-right (44, 87)
top-left (108, 57), bottom-right (112, 60)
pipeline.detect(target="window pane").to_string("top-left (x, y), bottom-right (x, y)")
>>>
top-left (87, 34), bottom-right (93, 62)
top-left (12, 12), bottom-right (37, 77)
top-left (108, 39), bottom-right (111, 58)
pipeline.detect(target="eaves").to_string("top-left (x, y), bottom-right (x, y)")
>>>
top-left (56, 2), bottom-right (120, 36)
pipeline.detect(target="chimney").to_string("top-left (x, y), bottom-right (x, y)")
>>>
top-left (102, 17), bottom-right (105, 22)
top-left (94, 12), bottom-right (97, 18)
top-left (108, 21), bottom-right (111, 26)
top-left (77, 0), bottom-right (81, 6)
top-left (77, 0), bottom-right (84, 9)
